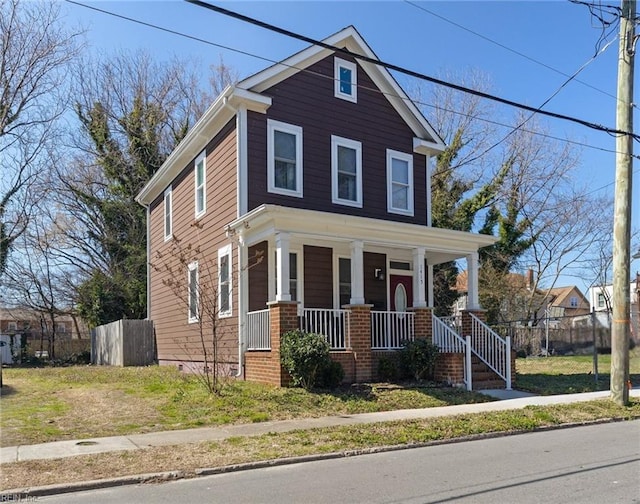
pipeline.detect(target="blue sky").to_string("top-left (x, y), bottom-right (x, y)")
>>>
top-left (62, 0), bottom-right (639, 284)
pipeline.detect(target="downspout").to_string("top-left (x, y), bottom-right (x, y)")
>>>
top-left (145, 204), bottom-right (151, 320)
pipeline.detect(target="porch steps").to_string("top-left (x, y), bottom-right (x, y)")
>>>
top-left (471, 356), bottom-right (506, 390)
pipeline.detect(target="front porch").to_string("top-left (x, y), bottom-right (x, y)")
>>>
top-left (244, 304), bottom-right (514, 390)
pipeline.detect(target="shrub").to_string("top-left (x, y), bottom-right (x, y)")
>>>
top-left (280, 330), bottom-right (331, 390)
top-left (318, 359), bottom-right (344, 390)
top-left (400, 339), bottom-right (439, 381)
top-left (377, 355), bottom-right (400, 382)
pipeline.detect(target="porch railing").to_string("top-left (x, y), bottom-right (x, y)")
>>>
top-left (432, 313), bottom-right (471, 390)
top-left (371, 311), bottom-right (414, 350)
top-left (247, 309), bottom-right (270, 350)
top-left (301, 308), bottom-right (350, 350)
top-left (470, 313), bottom-right (512, 390)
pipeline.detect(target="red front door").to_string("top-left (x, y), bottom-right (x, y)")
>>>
top-left (390, 275), bottom-right (413, 311)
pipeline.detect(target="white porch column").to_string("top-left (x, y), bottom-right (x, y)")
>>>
top-left (350, 240), bottom-right (365, 305)
top-left (427, 264), bottom-right (434, 307)
top-left (467, 252), bottom-right (480, 309)
top-left (412, 247), bottom-right (427, 308)
top-left (275, 232), bottom-right (291, 302)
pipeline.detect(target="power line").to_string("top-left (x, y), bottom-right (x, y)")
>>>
top-left (403, 0), bottom-right (628, 108)
top-left (185, 0), bottom-right (639, 141)
top-left (63, 0), bottom-right (636, 161)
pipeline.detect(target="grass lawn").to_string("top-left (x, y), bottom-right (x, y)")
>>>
top-left (0, 365), bottom-right (493, 447)
top-left (516, 349), bottom-right (640, 394)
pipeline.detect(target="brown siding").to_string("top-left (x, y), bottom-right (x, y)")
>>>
top-left (247, 53), bottom-right (427, 224)
top-left (303, 245), bottom-right (333, 308)
top-left (364, 252), bottom-right (387, 310)
top-left (248, 241), bottom-right (269, 311)
top-left (148, 119), bottom-right (239, 365)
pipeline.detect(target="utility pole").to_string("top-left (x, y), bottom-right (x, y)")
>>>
top-left (611, 0), bottom-right (635, 406)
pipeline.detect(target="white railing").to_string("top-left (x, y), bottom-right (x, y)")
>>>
top-left (247, 309), bottom-right (270, 350)
top-left (301, 308), bottom-right (349, 350)
top-left (371, 311), bottom-right (414, 350)
top-left (440, 315), bottom-right (461, 334)
top-left (470, 313), bottom-right (512, 390)
top-left (432, 314), bottom-right (472, 391)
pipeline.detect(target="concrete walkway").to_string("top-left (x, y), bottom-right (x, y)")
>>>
top-left (2, 388), bottom-right (637, 465)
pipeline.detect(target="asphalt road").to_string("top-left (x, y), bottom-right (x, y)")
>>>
top-left (39, 420), bottom-right (640, 504)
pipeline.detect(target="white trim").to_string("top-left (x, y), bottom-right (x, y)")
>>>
top-left (194, 150), bottom-right (206, 218)
top-left (218, 244), bottom-right (233, 318)
top-left (331, 135), bottom-right (362, 208)
top-left (237, 106), bottom-right (248, 217)
top-left (267, 119), bottom-right (303, 198)
top-left (386, 149), bottom-right (414, 216)
top-left (425, 154), bottom-right (432, 227)
top-left (188, 261), bottom-right (199, 323)
top-left (334, 57), bottom-right (357, 103)
top-left (163, 186), bottom-right (173, 241)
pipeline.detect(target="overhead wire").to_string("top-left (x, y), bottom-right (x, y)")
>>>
top-left (403, 0), bottom-right (629, 108)
top-left (184, 0), bottom-right (639, 141)
top-left (63, 0), bottom-right (633, 162)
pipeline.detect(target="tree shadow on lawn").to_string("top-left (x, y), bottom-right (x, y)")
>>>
top-left (516, 372), bottom-right (640, 395)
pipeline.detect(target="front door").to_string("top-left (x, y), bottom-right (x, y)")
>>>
top-left (390, 275), bottom-right (413, 312)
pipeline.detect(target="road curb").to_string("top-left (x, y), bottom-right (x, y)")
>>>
top-left (3, 417), bottom-right (633, 498)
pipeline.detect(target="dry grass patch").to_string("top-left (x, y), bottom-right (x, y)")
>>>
top-left (2, 398), bottom-right (638, 491)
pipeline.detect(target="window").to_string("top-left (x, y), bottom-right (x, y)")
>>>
top-left (218, 245), bottom-right (232, 317)
top-left (164, 186), bottom-right (172, 240)
top-left (267, 119), bottom-right (303, 197)
top-left (569, 296), bottom-right (578, 308)
top-left (386, 149), bottom-right (414, 216)
top-left (331, 136), bottom-right (362, 207)
top-left (339, 257), bottom-right (351, 307)
top-left (7, 321), bottom-right (17, 331)
top-left (597, 292), bottom-right (606, 308)
top-left (56, 323), bottom-right (66, 334)
top-left (334, 57), bottom-right (357, 102)
top-left (194, 151), bottom-right (206, 217)
top-left (188, 262), bottom-right (199, 323)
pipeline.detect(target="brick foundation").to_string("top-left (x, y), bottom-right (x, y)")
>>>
top-left (410, 307), bottom-right (433, 342)
top-left (434, 352), bottom-right (465, 387)
top-left (345, 305), bottom-right (373, 383)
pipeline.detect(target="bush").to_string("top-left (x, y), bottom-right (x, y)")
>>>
top-left (280, 330), bottom-right (331, 390)
top-left (377, 355), bottom-right (400, 382)
top-left (318, 358), bottom-right (344, 390)
top-left (400, 339), bottom-right (439, 381)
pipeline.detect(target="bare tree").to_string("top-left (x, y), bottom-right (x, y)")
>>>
top-left (0, 0), bottom-right (82, 276)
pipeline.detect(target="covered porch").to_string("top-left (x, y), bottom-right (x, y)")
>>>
top-left (227, 204), bottom-right (511, 389)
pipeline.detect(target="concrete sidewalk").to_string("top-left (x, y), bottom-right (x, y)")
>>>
top-left (2, 388), bottom-right (637, 465)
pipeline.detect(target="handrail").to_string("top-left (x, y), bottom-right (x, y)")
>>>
top-left (470, 313), bottom-right (512, 390)
top-left (301, 308), bottom-right (349, 350)
top-left (371, 311), bottom-right (414, 350)
top-left (247, 309), bottom-right (270, 350)
top-left (432, 313), bottom-right (471, 391)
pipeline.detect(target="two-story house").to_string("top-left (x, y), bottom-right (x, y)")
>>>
top-left (137, 27), bottom-right (511, 389)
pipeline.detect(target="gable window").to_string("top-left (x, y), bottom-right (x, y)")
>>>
top-left (597, 293), bottom-right (606, 308)
top-left (569, 296), bottom-right (578, 308)
top-left (267, 119), bottom-right (303, 198)
top-left (331, 136), bottom-right (362, 207)
top-left (218, 245), bottom-right (232, 317)
top-left (194, 151), bottom-right (206, 218)
top-left (188, 262), bottom-right (199, 323)
top-left (334, 57), bottom-right (357, 103)
top-left (164, 186), bottom-right (173, 240)
top-left (7, 321), bottom-right (17, 331)
top-left (386, 149), bottom-right (414, 216)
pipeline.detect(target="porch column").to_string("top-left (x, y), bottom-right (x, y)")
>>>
top-left (412, 247), bottom-right (426, 308)
top-left (275, 232), bottom-right (291, 302)
top-left (427, 264), bottom-right (434, 307)
top-left (466, 252), bottom-right (480, 310)
top-left (346, 304), bottom-right (372, 382)
top-left (350, 240), bottom-right (365, 305)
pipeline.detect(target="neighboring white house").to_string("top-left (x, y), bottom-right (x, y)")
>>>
top-left (588, 279), bottom-right (638, 343)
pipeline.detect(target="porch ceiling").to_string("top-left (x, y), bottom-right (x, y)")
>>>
top-left (227, 204), bottom-right (497, 264)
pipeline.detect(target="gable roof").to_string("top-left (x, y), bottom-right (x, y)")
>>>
top-left (547, 286), bottom-right (588, 306)
top-left (137, 26), bottom-right (445, 206)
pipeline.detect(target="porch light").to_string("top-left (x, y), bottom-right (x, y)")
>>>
top-left (374, 268), bottom-right (385, 281)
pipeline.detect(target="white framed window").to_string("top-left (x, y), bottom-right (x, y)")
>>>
top-left (338, 257), bottom-right (351, 308)
top-left (569, 296), bottom-right (578, 308)
top-left (194, 150), bottom-right (206, 218)
top-left (7, 321), bottom-right (17, 331)
top-left (164, 186), bottom-right (173, 240)
top-left (274, 250), bottom-right (302, 308)
top-left (597, 293), bottom-right (606, 308)
top-left (267, 119), bottom-right (303, 198)
top-left (188, 262), bottom-right (199, 323)
top-left (334, 57), bottom-right (357, 103)
top-left (218, 245), bottom-right (232, 317)
top-left (386, 149), bottom-right (414, 216)
top-left (331, 135), bottom-right (362, 207)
